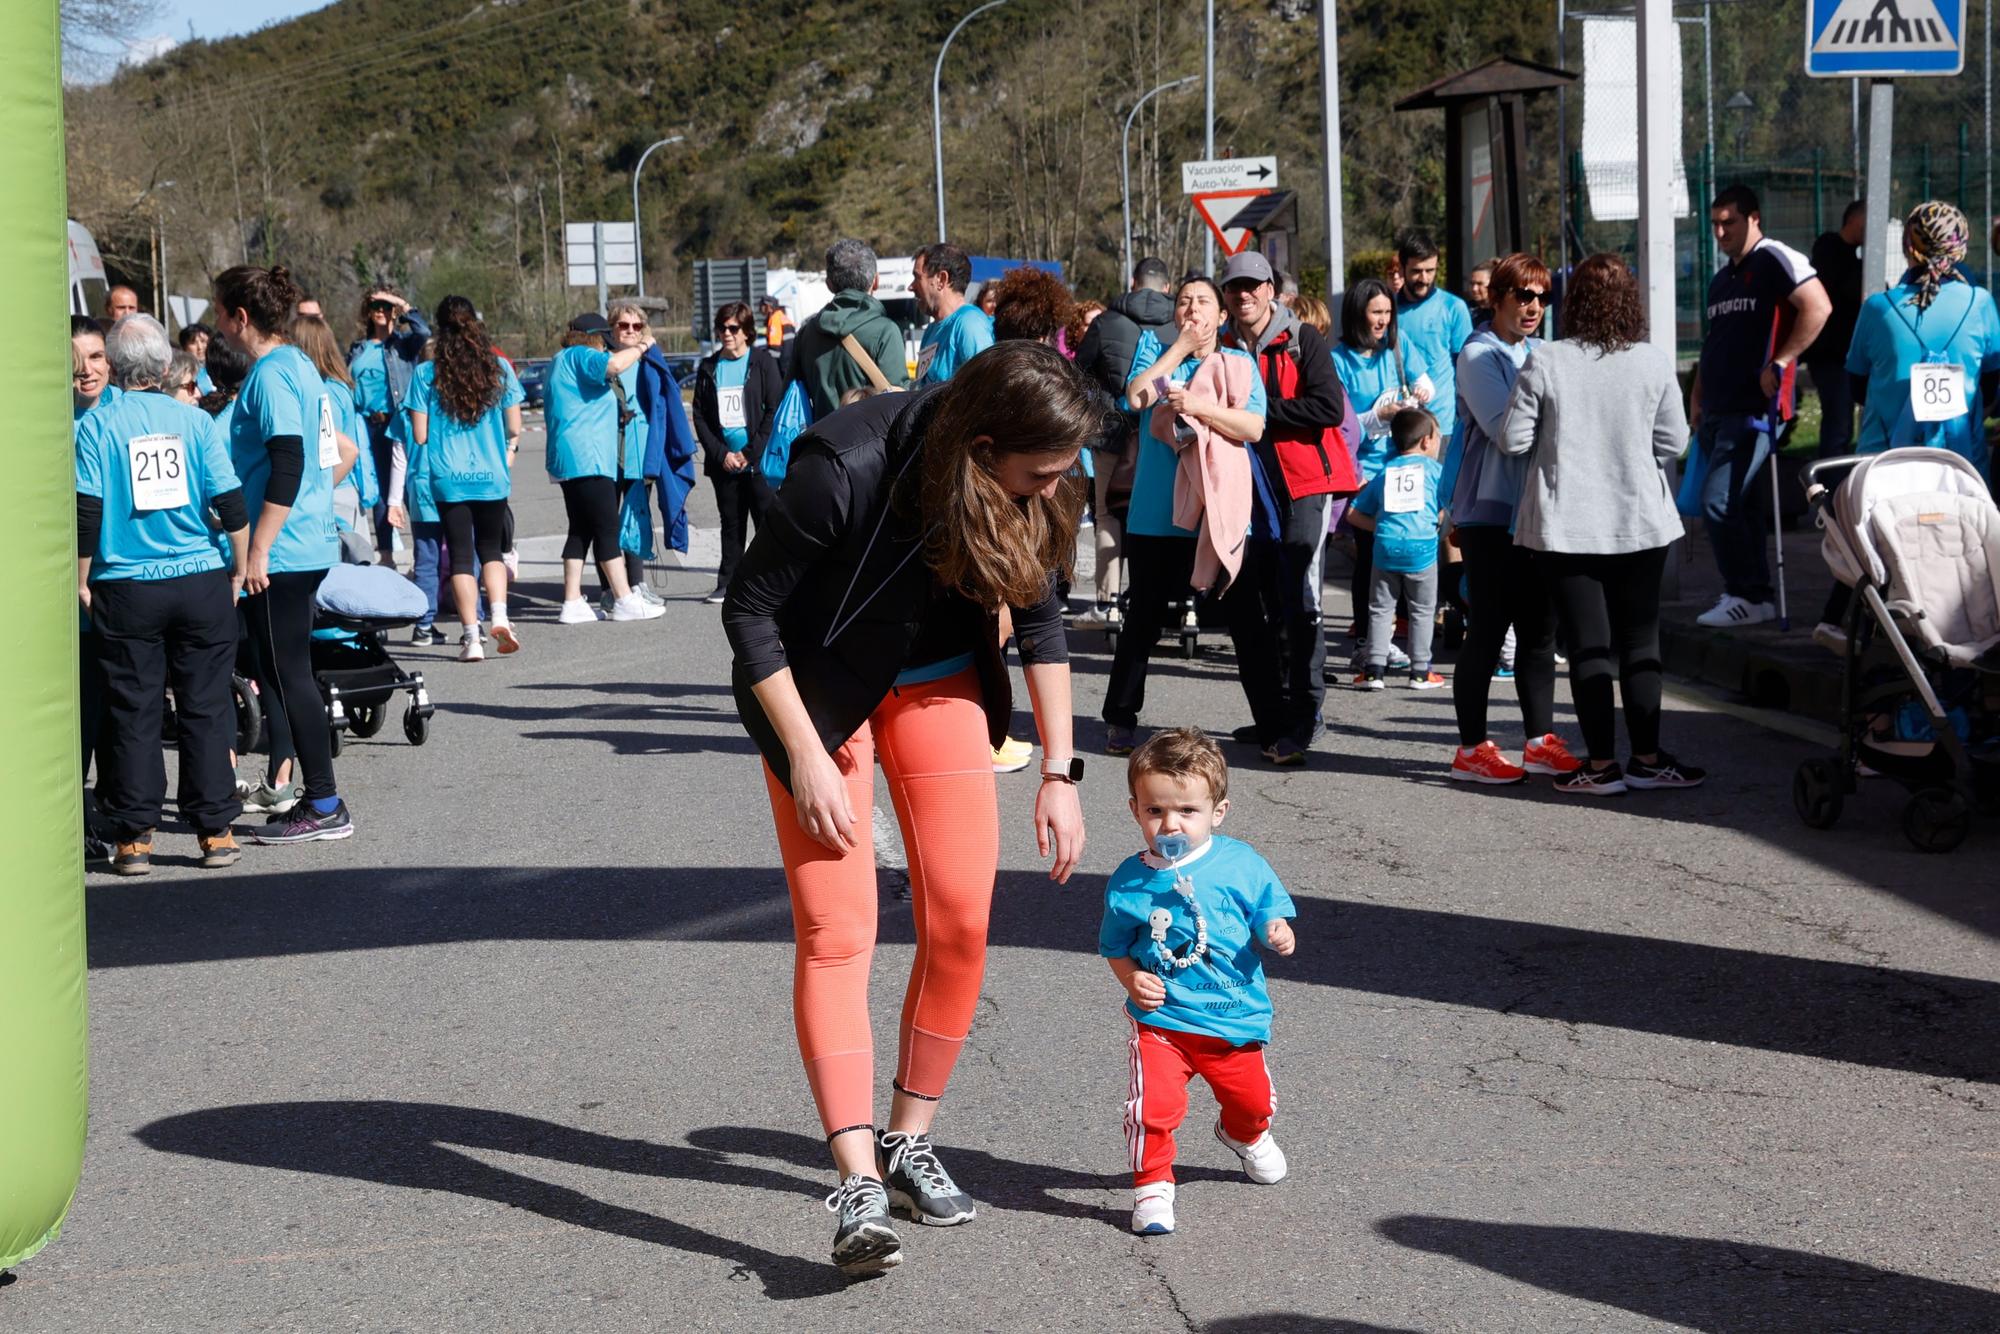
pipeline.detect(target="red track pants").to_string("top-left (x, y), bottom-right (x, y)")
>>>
top-left (1123, 1017), bottom-right (1276, 1187)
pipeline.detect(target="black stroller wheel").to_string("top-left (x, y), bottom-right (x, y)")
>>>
top-left (231, 676), bottom-right (261, 756)
top-left (1902, 787), bottom-right (1971, 854)
top-left (327, 722), bottom-right (344, 759)
top-left (1792, 758), bottom-right (1845, 829)
top-left (403, 708), bottom-right (430, 746)
top-left (348, 704), bottom-right (386, 739)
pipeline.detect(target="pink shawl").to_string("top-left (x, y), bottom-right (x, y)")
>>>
top-left (1151, 350), bottom-right (1257, 591)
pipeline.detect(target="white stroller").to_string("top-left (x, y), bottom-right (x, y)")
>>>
top-left (1795, 448), bottom-right (2000, 852)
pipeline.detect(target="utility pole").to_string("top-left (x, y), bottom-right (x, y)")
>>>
top-left (933, 0), bottom-right (1012, 242)
top-left (1317, 0), bottom-right (1343, 297)
top-left (1124, 77), bottom-right (1197, 282)
top-left (631, 134), bottom-right (684, 301)
top-left (1203, 0), bottom-right (1216, 273)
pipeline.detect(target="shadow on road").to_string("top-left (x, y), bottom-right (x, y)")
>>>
top-left (1204, 1318), bottom-right (1424, 1334)
top-left (1374, 1215), bottom-right (2000, 1329)
top-left (87, 866), bottom-right (2000, 1084)
top-left (683, 1125), bottom-right (1236, 1232)
top-left (134, 1101), bottom-right (842, 1301)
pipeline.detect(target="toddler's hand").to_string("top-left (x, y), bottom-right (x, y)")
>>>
top-left (1264, 920), bottom-right (1295, 957)
top-left (1124, 970), bottom-right (1167, 1011)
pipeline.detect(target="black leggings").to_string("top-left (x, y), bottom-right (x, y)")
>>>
top-left (560, 476), bottom-right (621, 565)
top-left (1540, 546), bottom-right (1669, 763)
top-left (244, 568), bottom-right (336, 801)
top-left (1451, 526), bottom-right (1558, 747)
top-left (441, 498), bottom-right (509, 577)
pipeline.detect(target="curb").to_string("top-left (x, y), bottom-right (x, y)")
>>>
top-left (1659, 618), bottom-right (1844, 724)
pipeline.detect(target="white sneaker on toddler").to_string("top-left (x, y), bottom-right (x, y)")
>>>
top-left (1131, 1181), bottom-right (1175, 1235)
top-left (1215, 1121), bottom-right (1288, 1184)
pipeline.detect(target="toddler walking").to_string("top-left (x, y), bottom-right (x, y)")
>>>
top-left (1098, 728), bottom-right (1297, 1235)
top-left (1347, 407), bottom-right (1446, 690)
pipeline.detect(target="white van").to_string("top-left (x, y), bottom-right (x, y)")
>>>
top-left (68, 219), bottom-right (108, 319)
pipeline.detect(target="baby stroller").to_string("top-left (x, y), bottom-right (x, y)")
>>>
top-left (311, 562), bottom-right (436, 754)
top-left (1794, 449), bottom-right (2000, 852)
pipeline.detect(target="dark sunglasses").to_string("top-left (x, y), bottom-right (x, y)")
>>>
top-left (716, 323), bottom-right (750, 335)
top-left (1511, 288), bottom-right (1548, 305)
top-left (613, 320), bottom-right (648, 331)
top-left (368, 301), bottom-right (396, 315)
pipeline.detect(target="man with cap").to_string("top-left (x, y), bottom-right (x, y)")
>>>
top-left (1220, 250), bottom-right (1361, 765)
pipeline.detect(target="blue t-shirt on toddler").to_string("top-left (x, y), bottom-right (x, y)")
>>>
top-left (1098, 834), bottom-right (1296, 1047)
top-left (1350, 452), bottom-right (1442, 574)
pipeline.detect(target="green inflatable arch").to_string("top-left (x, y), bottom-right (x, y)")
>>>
top-left (0, 2), bottom-right (90, 1274)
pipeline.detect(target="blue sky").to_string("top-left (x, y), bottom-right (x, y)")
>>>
top-left (146, 0), bottom-right (328, 48)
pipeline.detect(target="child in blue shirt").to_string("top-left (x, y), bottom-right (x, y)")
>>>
top-left (1099, 728), bottom-right (1296, 1236)
top-left (1347, 408), bottom-right (1445, 689)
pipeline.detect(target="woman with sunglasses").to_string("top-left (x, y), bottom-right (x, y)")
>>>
top-left (693, 302), bottom-right (782, 604)
top-left (1436, 253), bottom-right (1579, 786)
top-left (544, 311), bottom-right (660, 624)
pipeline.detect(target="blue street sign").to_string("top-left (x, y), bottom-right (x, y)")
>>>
top-left (1806, 0), bottom-right (1967, 77)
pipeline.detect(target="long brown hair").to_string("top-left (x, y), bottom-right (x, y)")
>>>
top-left (917, 341), bottom-right (1092, 608)
top-left (290, 314), bottom-right (354, 390)
top-left (431, 295), bottom-right (503, 424)
top-left (1563, 253), bottom-right (1646, 353)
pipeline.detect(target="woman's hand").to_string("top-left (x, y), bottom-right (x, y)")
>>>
top-left (1166, 385), bottom-right (1220, 422)
top-left (789, 746), bottom-right (857, 852)
top-left (387, 504), bottom-right (409, 532)
top-left (244, 546), bottom-right (271, 596)
top-left (723, 451), bottom-right (748, 473)
top-left (1033, 778), bottom-right (1085, 883)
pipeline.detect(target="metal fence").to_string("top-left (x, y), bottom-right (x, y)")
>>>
top-left (1571, 130), bottom-right (1996, 353)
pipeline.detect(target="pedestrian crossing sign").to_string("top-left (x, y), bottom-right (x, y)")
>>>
top-left (1806, 0), bottom-right (1966, 77)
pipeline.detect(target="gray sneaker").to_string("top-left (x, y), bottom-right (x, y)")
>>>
top-left (877, 1130), bottom-right (976, 1226)
top-left (636, 583), bottom-right (665, 607)
top-left (242, 780), bottom-right (302, 815)
top-left (824, 1174), bottom-right (902, 1277)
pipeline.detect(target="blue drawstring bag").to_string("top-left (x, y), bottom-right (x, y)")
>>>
top-left (1674, 436), bottom-right (1710, 518)
top-left (762, 380), bottom-right (812, 488)
top-left (619, 478), bottom-right (656, 560)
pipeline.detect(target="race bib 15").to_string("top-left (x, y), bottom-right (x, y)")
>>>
top-left (128, 432), bottom-right (190, 512)
top-left (1383, 466), bottom-right (1425, 514)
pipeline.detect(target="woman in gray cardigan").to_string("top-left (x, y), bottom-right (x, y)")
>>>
top-left (1498, 255), bottom-right (1705, 795)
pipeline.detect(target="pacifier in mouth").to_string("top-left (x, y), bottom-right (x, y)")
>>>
top-left (1154, 833), bottom-right (1191, 863)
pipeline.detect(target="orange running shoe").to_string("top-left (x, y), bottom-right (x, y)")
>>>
top-left (1522, 733), bottom-right (1584, 776)
top-left (1450, 740), bottom-right (1527, 785)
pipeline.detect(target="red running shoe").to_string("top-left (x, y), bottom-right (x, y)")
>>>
top-left (1450, 740), bottom-right (1527, 785)
top-left (1522, 733), bottom-right (1583, 776)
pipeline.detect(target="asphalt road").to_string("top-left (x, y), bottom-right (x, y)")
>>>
top-left (9, 423), bottom-right (1999, 1332)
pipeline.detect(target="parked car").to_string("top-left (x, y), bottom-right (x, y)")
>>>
top-left (514, 357), bottom-right (551, 410)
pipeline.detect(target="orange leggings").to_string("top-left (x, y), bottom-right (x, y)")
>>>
top-left (762, 669), bottom-right (1000, 1136)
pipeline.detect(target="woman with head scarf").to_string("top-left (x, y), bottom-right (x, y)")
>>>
top-left (1813, 202), bottom-right (2000, 644)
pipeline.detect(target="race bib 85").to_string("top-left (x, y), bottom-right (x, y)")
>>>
top-left (1909, 362), bottom-right (1966, 423)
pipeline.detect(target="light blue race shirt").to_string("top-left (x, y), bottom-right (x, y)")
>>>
top-left (74, 384), bottom-right (122, 427)
top-left (1097, 835), bottom-right (1296, 1047)
top-left (349, 341), bottom-right (391, 416)
top-left (1350, 453), bottom-right (1443, 573)
top-left (715, 353), bottom-right (751, 450)
top-left (230, 343), bottom-right (339, 574)
top-left (1331, 339), bottom-right (1438, 486)
top-left (406, 358), bottom-right (525, 503)
top-left (618, 360), bottom-right (647, 480)
top-left (1123, 336), bottom-right (1267, 538)
top-left (1846, 277), bottom-right (2000, 476)
top-left (76, 389), bottom-right (241, 582)
top-left (917, 304), bottom-right (995, 385)
top-left (1395, 286), bottom-right (1473, 436)
top-left (544, 344), bottom-right (619, 481)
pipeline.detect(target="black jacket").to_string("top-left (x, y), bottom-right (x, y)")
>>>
top-left (721, 388), bottom-right (1069, 792)
top-left (1075, 287), bottom-right (1176, 398)
top-left (692, 348), bottom-right (784, 478)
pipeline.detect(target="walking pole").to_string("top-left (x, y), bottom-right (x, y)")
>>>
top-left (1769, 448), bottom-right (1789, 629)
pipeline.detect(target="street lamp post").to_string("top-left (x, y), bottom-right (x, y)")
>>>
top-left (631, 134), bottom-right (684, 302)
top-left (933, 0), bottom-right (1012, 242)
top-left (1123, 76), bottom-right (1198, 281)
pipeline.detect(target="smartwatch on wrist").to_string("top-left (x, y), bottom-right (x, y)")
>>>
top-left (1040, 756), bottom-right (1085, 784)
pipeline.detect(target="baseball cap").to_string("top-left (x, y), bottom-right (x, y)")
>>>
top-left (568, 312), bottom-right (610, 334)
top-left (1219, 252), bottom-right (1275, 287)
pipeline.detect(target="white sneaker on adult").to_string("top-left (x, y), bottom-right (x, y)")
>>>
top-left (458, 631), bottom-right (484, 663)
top-left (1215, 1121), bottom-right (1288, 1184)
top-left (1131, 1182), bottom-right (1176, 1235)
top-left (491, 620), bottom-right (521, 655)
top-left (1696, 594), bottom-right (1778, 628)
top-left (609, 592), bottom-right (665, 622)
top-left (557, 598), bottom-right (600, 625)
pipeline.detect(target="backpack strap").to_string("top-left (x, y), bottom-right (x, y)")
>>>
top-left (840, 334), bottom-right (893, 392)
